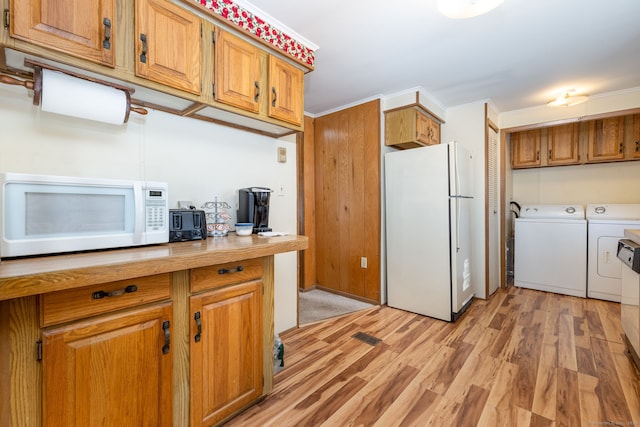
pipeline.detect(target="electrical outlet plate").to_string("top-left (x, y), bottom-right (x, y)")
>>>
top-left (277, 146), bottom-right (287, 163)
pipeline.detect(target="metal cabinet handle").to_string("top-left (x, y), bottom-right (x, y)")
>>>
top-left (254, 81), bottom-right (260, 102)
top-left (536, 151), bottom-right (540, 161)
top-left (271, 86), bottom-right (277, 107)
top-left (194, 312), bottom-right (202, 342)
top-left (102, 18), bottom-right (112, 50)
top-left (548, 149), bottom-right (552, 160)
top-left (218, 265), bottom-right (244, 275)
top-left (619, 142), bottom-right (623, 154)
top-left (162, 321), bottom-right (170, 354)
top-left (92, 285), bottom-right (138, 300)
top-left (140, 34), bottom-right (148, 63)
top-left (636, 140), bottom-right (639, 152)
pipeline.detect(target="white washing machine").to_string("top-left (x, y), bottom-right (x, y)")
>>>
top-left (515, 205), bottom-right (587, 297)
top-left (587, 204), bottom-right (640, 302)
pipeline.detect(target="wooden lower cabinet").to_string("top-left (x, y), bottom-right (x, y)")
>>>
top-left (41, 302), bottom-right (173, 427)
top-left (0, 254), bottom-right (278, 427)
top-left (190, 280), bottom-right (263, 427)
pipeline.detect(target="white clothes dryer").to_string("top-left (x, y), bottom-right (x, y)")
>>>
top-left (515, 205), bottom-right (587, 297)
top-left (587, 204), bottom-right (640, 302)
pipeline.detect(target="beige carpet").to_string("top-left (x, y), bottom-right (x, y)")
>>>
top-left (299, 289), bottom-right (375, 325)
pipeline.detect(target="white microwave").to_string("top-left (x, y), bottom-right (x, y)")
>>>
top-left (0, 173), bottom-right (168, 258)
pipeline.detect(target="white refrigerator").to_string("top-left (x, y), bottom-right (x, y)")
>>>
top-left (385, 141), bottom-right (474, 321)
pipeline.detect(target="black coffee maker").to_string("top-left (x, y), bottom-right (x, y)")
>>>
top-left (237, 187), bottom-right (272, 233)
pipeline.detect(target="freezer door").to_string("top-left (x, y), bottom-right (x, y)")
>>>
top-left (450, 196), bottom-right (474, 314)
top-left (449, 142), bottom-right (474, 197)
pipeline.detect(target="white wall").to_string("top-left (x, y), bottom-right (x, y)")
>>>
top-left (512, 162), bottom-right (640, 206)
top-left (441, 101), bottom-right (488, 299)
top-left (0, 84), bottom-right (299, 334)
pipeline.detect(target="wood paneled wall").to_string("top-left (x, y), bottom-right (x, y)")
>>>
top-left (311, 100), bottom-right (381, 303)
top-left (298, 116), bottom-right (317, 291)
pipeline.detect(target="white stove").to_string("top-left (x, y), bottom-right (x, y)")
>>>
top-left (617, 238), bottom-right (640, 370)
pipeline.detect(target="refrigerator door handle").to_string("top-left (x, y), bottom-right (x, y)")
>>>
top-left (455, 197), bottom-right (460, 253)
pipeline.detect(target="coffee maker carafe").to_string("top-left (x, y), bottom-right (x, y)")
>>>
top-left (238, 187), bottom-right (272, 233)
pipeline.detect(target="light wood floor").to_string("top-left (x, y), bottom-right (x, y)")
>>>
top-left (224, 286), bottom-right (640, 426)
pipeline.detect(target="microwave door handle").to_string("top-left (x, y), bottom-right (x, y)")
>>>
top-left (134, 183), bottom-right (144, 244)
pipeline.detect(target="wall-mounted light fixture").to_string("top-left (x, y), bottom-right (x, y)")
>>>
top-left (547, 91), bottom-right (589, 107)
top-left (0, 60), bottom-right (147, 124)
top-left (437, 0), bottom-right (504, 19)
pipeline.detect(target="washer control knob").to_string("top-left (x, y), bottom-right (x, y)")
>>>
top-left (565, 206), bottom-right (576, 214)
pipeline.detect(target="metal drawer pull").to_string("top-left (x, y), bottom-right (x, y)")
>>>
top-left (194, 311), bottom-right (202, 343)
top-left (102, 18), bottom-right (112, 50)
top-left (92, 285), bottom-right (138, 300)
top-left (140, 33), bottom-right (148, 63)
top-left (162, 321), bottom-right (170, 354)
top-left (218, 266), bottom-right (244, 275)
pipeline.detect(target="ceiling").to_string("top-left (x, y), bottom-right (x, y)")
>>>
top-left (244, 0), bottom-right (640, 116)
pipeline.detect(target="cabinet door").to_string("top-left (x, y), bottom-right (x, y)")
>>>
top-left (214, 28), bottom-right (261, 113)
top-left (632, 114), bottom-right (640, 159)
top-left (11, 0), bottom-right (115, 66)
top-left (416, 111), bottom-right (439, 146)
top-left (547, 123), bottom-right (579, 165)
top-left (190, 280), bottom-right (263, 427)
top-left (42, 303), bottom-right (173, 427)
top-left (511, 129), bottom-right (541, 168)
top-left (268, 55), bottom-right (303, 126)
top-left (135, 0), bottom-right (201, 94)
top-left (588, 117), bottom-right (625, 161)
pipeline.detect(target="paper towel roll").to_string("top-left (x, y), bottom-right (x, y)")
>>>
top-left (40, 68), bottom-right (129, 125)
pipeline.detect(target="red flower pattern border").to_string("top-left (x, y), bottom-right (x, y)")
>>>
top-left (195, 0), bottom-right (315, 67)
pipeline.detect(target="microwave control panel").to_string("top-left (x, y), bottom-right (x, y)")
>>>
top-left (145, 188), bottom-right (167, 231)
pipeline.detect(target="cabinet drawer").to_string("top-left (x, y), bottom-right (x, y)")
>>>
top-left (191, 258), bottom-right (264, 293)
top-left (41, 274), bottom-right (171, 327)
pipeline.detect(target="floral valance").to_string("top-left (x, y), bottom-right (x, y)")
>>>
top-left (193, 0), bottom-right (315, 68)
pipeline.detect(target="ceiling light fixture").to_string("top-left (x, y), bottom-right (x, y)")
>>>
top-left (547, 91), bottom-right (589, 107)
top-left (437, 0), bottom-right (505, 19)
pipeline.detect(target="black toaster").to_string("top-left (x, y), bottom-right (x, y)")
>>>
top-left (169, 209), bottom-right (207, 242)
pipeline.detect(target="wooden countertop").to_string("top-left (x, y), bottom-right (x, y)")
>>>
top-left (0, 234), bottom-right (308, 302)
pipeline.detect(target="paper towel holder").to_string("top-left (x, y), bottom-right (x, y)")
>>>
top-left (0, 59), bottom-right (148, 124)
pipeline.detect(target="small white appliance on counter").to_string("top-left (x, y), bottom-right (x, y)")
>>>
top-left (0, 172), bottom-right (168, 258)
top-left (617, 237), bottom-right (640, 370)
top-left (587, 204), bottom-right (640, 302)
top-left (515, 205), bottom-right (587, 297)
top-left (385, 141), bottom-right (474, 322)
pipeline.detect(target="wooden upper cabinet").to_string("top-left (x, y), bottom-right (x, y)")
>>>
top-left (511, 129), bottom-right (541, 168)
top-left (588, 116), bottom-right (625, 162)
top-left (547, 123), bottom-right (579, 165)
top-left (385, 106), bottom-right (440, 149)
top-left (42, 302), bottom-right (173, 427)
top-left (135, 0), bottom-right (201, 94)
top-left (268, 55), bottom-right (304, 126)
top-left (416, 111), bottom-right (440, 146)
top-left (190, 280), bottom-right (263, 427)
top-left (11, 0), bottom-right (116, 67)
top-left (632, 114), bottom-right (640, 159)
top-left (214, 28), bottom-right (261, 113)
